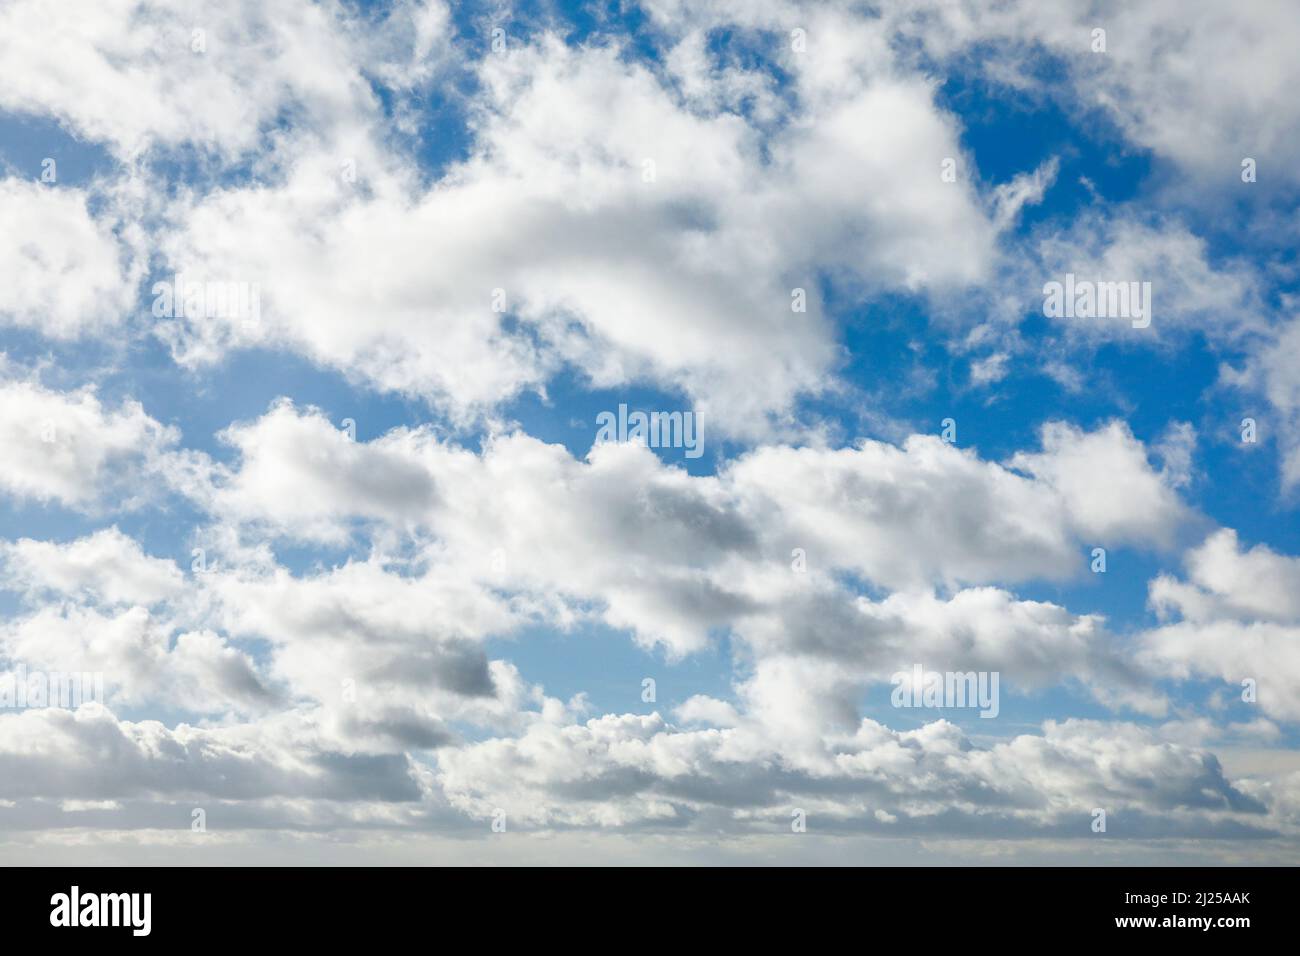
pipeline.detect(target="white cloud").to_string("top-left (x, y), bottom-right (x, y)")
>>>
top-left (1234, 314), bottom-right (1300, 490)
top-left (161, 404), bottom-right (1175, 726)
top-left (1150, 529), bottom-right (1300, 625)
top-left (0, 705), bottom-right (425, 802)
top-left (185, 404), bottom-right (1188, 659)
top-left (436, 712), bottom-right (1267, 834)
top-left (0, 372), bottom-right (178, 510)
top-left (883, 0), bottom-right (1300, 185)
top-left (0, 0), bottom-right (445, 161)
top-left (151, 23), bottom-right (1021, 435)
top-left (205, 400), bottom-right (439, 544)
top-left (1027, 213), bottom-right (1264, 341)
top-left (0, 527), bottom-right (185, 607)
top-left (199, 559), bottom-right (531, 749)
top-left (1008, 420), bottom-right (1188, 549)
top-left (1142, 529), bottom-right (1300, 721)
top-left (0, 179), bottom-right (139, 338)
top-left (1, 605), bottom-right (272, 716)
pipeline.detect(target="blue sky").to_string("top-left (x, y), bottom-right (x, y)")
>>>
top-left (0, 0), bottom-right (1298, 864)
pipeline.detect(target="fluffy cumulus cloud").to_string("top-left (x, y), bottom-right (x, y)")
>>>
top-left (1, 605), bottom-right (273, 715)
top-left (202, 400), bottom-right (440, 543)
top-left (0, 369), bottom-right (178, 510)
top-left (0, 0), bottom-right (446, 161)
top-left (0, 527), bottom-right (185, 607)
top-left (173, 403), bottom-right (1183, 657)
top-left (138, 0), bottom-right (1039, 436)
top-left (0, 0), bottom-right (1297, 864)
top-left (0, 179), bottom-right (140, 337)
top-left (1141, 529), bottom-right (1300, 721)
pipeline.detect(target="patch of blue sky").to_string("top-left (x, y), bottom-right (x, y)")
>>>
top-left (939, 56), bottom-right (1154, 213)
top-left (502, 367), bottom-right (721, 474)
top-left (0, 112), bottom-right (116, 186)
top-left (484, 617), bottom-right (741, 717)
